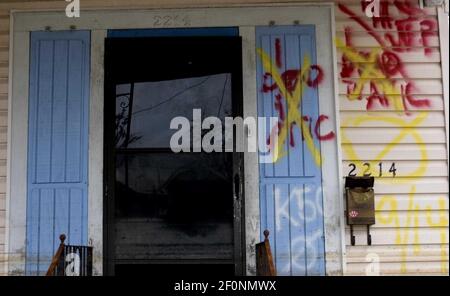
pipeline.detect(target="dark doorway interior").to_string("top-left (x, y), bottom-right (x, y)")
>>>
top-left (115, 264), bottom-right (235, 277)
top-left (104, 36), bottom-right (243, 275)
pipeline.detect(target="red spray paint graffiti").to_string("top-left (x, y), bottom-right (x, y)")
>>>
top-left (262, 38), bottom-right (335, 147)
top-left (275, 38), bottom-right (283, 69)
top-left (348, 0), bottom-right (439, 55)
top-left (338, 0), bottom-right (434, 114)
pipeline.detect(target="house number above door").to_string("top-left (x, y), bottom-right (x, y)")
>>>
top-left (152, 15), bottom-right (191, 27)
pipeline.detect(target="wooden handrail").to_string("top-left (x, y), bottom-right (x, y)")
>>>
top-left (256, 230), bottom-right (276, 276)
top-left (46, 234), bottom-right (66, 276)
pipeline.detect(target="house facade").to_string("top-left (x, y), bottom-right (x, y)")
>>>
top-left (0, 0), bottom-right (448, 276)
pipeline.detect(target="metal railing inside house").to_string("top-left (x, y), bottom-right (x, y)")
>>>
top-left (46, 234), bottom-right (93, 276)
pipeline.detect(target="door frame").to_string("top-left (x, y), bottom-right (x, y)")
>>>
top-left (102, 35), bottom-right (245, 275)
top-left (8, 4), bottom-right (344, 276)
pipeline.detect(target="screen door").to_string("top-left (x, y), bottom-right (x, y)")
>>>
top-left (104, 35), bottom-right (244, 276)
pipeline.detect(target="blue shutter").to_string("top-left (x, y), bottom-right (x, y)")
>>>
top-left (256, 26), bottom-right (326, 275)
top-left (26, 31), bottom-right (90, 275)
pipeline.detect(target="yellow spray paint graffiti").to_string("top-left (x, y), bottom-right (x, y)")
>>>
top-left (341, 108), bottom-right (449, 274)
top-left (257, 49), bottom-right (322, 166)
top-left (377, 187), bottom-right (449, 274)
top-left (342, 110), bottom-right (449, 273)
top-left (336, 39), bottom-right (407, 112)
top-left (426, 199), bottom-right (450, 273)
top-left (334, 0), bottom-right (449, 275)
top-left (336, 16), bottom-right (448, 273)
top-left (341, 112), bottom-right (429, 182)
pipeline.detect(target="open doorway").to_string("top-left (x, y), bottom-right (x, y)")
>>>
top-left (103, 33), bottom-right (244, 276)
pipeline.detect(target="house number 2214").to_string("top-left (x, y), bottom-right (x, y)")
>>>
top-left (348, 162), bottom-right (397, 177)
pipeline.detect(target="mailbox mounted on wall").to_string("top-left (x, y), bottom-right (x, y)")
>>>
top-left (345, 176), bottom-right (375, 246)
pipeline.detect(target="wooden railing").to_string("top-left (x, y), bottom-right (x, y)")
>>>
top-left (46, 234), bottom-right (67, 276)
top-left (255, 230), bottom-right (276, 276)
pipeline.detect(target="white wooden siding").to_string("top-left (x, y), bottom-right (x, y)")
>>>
top-left (335, 1), bottom-right (449, 275)
top-left (341, 143), bottom-right (448, 160)
top-left (340, 96), bottom-right (446, 111)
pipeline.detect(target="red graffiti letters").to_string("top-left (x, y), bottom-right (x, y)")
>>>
top-left (338, 0), bottom-right (433, 114)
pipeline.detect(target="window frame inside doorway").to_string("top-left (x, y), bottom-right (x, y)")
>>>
top-left (8, 4), bottom-right (344, 276)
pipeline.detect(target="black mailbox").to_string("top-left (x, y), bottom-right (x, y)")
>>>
top-left (345, 176), bottom-right (375, 246)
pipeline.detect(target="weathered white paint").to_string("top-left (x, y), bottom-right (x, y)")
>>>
top-left (340, 112), bottom-right (446, 127)
top-left (331, 4), bottom-right (347, 275)
top-left (341, 128), bottom-right (447, 144)
top-left (13, 6), bottom-right (334, 31)
top-left (239, 26), bottom-right (260, 276)
top-left (315, 5), bottom-right (345, 276)
top-left (88, 29), bottom-right (106, 276)
top-left (7, 28), bottom-right (29, 275)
